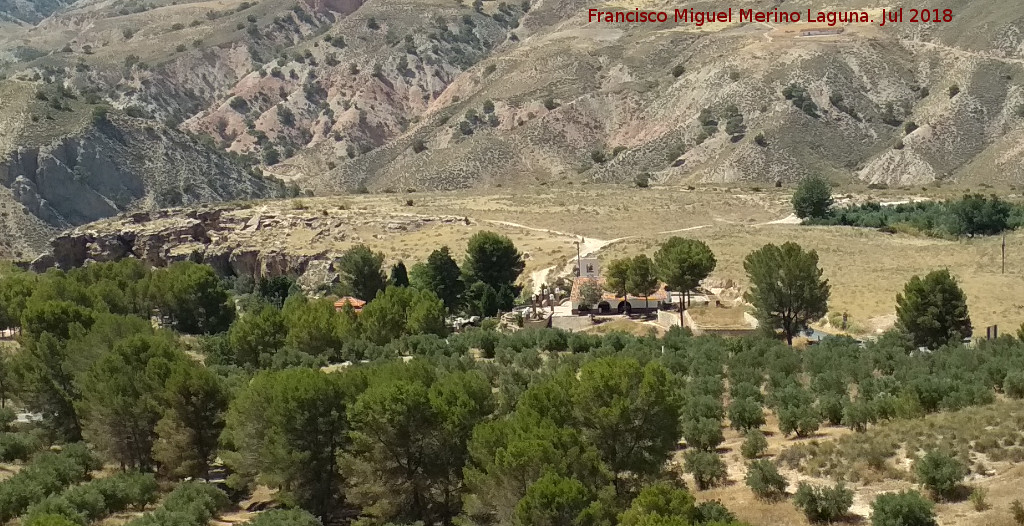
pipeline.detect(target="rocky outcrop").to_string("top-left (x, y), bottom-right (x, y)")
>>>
top-left (303, 0), bottom-right (364, 16)
top-left (38, 201), bottom-right (468, 293)
top-left (48, 221), bottom-right (329, 286)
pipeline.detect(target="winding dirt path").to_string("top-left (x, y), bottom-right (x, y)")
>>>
top-left (489, 212), bottom-right (799, 293)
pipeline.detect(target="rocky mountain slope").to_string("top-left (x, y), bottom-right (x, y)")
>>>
top-left (0, 0), bottom-right (76, 25)
top-left (4, 0), bottom-right (1024, 258)
top-left (0, 83), bottom-right (287, 259)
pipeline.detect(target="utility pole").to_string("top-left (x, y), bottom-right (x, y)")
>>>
top-left (1002, 232), bottom-right (1006, 274)
top-left (574, 240), bottom-right (581, 277)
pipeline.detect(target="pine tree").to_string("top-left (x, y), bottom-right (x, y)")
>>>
top-left (744, 242), bottom-right (830, 345)
top-left (390, 261), bottom-right (410, 287)
top-left (896, 269), bottom-right (972, 349)
top-left (792, 175), bottom-right (834, 219)
top-left (653, 237), bottom-right (716, 314)
top-left (336, 245), bottom-right (387, 301)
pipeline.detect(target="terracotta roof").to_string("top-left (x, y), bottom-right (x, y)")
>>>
top-left (333, 297), bottom-right (366, 309)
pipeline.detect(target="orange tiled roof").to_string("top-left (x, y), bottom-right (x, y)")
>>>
top-left (334, 297), bottom-right (366, 309)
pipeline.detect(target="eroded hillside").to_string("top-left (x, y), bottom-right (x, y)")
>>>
top-left (4, 0), bottom-right (1024, 256)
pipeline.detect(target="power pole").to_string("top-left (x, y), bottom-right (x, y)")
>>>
top-left (574, 240), bottom-right (581, 276)
top-left (1002, 232), bottom-right (1006, 274)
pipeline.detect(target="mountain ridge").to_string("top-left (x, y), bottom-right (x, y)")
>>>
top-left (3, 0), bottom-right (1024, 257)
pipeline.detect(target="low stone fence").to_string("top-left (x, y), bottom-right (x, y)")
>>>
top-left (657, 310), bottom-right (682, 329)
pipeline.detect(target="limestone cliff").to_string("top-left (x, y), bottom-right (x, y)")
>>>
top-left (38, 201), bottom-right (469, 292)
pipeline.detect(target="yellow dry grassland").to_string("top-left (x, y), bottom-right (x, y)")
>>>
top-left (340, 185), bottom-right (1024, 336)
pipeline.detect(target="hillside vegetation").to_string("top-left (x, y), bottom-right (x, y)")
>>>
top-left (1, 252), bottom-right (1024, 526)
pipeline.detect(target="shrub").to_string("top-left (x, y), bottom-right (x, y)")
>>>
top-left (948, 85), bottom-right (959, 98)
top-left (684, 450), bottom-right (727, 490)
top-left (412, 138), bottom-right (427, 153)
top-left (969, 486), bottom-right (988, 511)
top-left (745, 460), bottom-right (787, 501)
top-left (793, 482), bottom-right (853, 523)
top-left (590, 150), bottom-right (606, 163)
top-left (741, 430), bottom-right (768, 459)
top-left (782, 84), bottom-right (818, 117)
top-left (1005, 372), bottom-right (1024, 398)
top-left (725, 116), bottom-right (745, 136)
top-left (778, 405), bottom-right (821, 438)
top-left (229, 97), bottom-right (247, 112)
top-left (634, 173), bottom-right (650, 188)
top-left (23, 472), bottom-right (159, 525)
top-left (543, 97), bottom-right (558, 110)
top-left (262, 146), bottom-right (280, 166)
top-left (1012, 499), bottom-right (1024, 525)
top-left (914, 450), bottom-right (967, 500)
top-left (568, 333), bottom-right (598, 354)
top-left (277, 106), bottom-right (295, 127)
top-left (754, 132), bottom-right (767, 146)
top-left (671, 64), bottom-right (685, 77)
top-left (694, 501), bottom-right (735, 524)
top-left (0, 432), bottom-right (43, 461)
top-left (870, 490), bottom-right (936, 526)
top-left (91, 106), bottom-right (110, 125)
top-left (0, 444), bottom-right (101, 523)
top-left (729, 397), bottom-right (765, 432)
top-left (126, 482), bottom-right (228, 526)
top-left (683, 418), bottom-right (724, 452)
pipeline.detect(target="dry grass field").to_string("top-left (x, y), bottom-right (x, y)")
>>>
top-left (328, 184), bottom-right (1024, 336)
top-left (57, 182), bottom-right (1024, 335)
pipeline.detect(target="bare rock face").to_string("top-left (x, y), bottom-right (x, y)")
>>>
top-left (37, 199), bottom-right (468, 293)
top-left (51, 233), bottom-right (91, 270)
top-left (38, 207), bottom-right (340, 292)
top-left (87, 235), bottom-right (132, 262)
top-left (1, 138), bottom-right (145, 228)
top-left (296, 259), bottom-right (340, 292)
top-left (302, 0), bottom-right (364, 16)
top-left (29, 253), bottom-right (56, 273)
